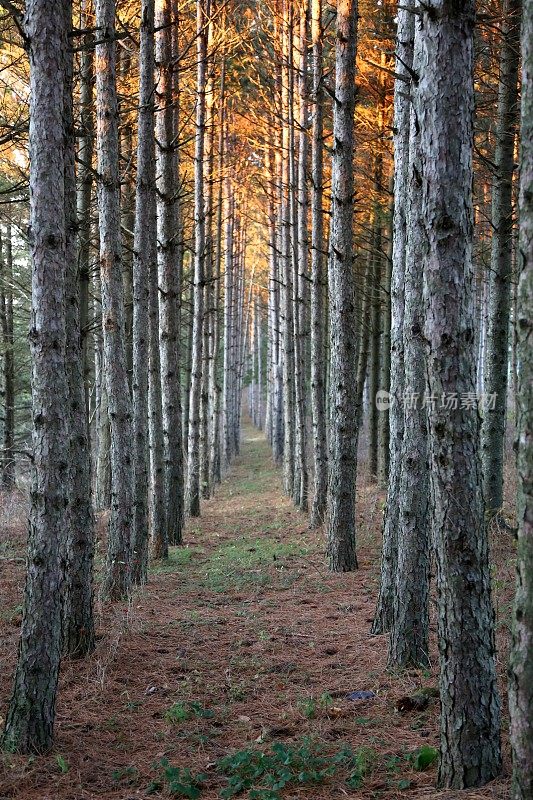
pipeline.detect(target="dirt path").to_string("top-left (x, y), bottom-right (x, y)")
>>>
top-left (0, 422), bottom-right (510, 799)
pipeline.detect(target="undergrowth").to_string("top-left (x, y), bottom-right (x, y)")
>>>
top-left (148, 738), bottom-right (438, 798)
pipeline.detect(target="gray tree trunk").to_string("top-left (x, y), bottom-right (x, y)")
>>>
top-left (209, 61), bottom-right (226, 487)
top-left (2, 0), bottom-right (70, 753)
top-left (131, 0), bottom-right (156, 581)
top-left (119, 47), bottom-right (134, 383)
top-left (76, 1), bottom-right (94, 431)
top-left (223, 185), bottom-right (235, 467)
top-left (377, 201), bottom-right (392, 487)
top-left (372, 3), bottom-right (414, 635)
top-left (509, 2), bottom-right (533, 795)
top-left (157, 0), bottom-right (184, 546)
top-left (95, 345), bottom-right (111, 510)
top-left (293, 3), bottom-right (309, 511)
top-left (419, 1), bottom-right (501, 787)
top-left (267, 144), bottom-right (284, 466)
top-left (481, 0), bottom-right (521, 518)
top-left (368, 208), bottom-right (381, 479)
top-left (185, 0), bottom-right (209, 517)
top-left (1, 223), bottom-right (15, 488)
top-left (63, 16), bottom-right (95, 658)
top-left (389, 21), bottom-right (429, 668)
top-left (326, 0), bottom-right (359, 572)
top-left (95, 0), bottom-right (134, 600)
top-left (309, 0), bottom-right (327, 529)
top-left (281, 2), bottom-right (295, 497)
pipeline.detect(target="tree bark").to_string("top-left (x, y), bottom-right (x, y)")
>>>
top-left (389, 20), bottom-right (429, 668)
top-left (481, 0), bottom-right (521, 518)
top-left (309, 0), bottom-right (327, 528)
top-left (419, 1), bottom-right (501, 787)
top-left (157, 0), bottom-right (184, 546)
top-left (2, 0), bottom-right (70, 753)
top-left (76, 0), bottom-right (94, 431)
top-left (509, 2), bottom-right (533, 795)
top-left (223, 184), bottom-right (235, 467)
top-left (326, 0), bottom-right (359, 572)
top-left (372, 0), bottom-right (413, 635)
top-left (95, 0), bottom-right (134, 600)
top-left (131, 0), bottom-right (156, 581)
top-left (63, 7), bottom-right (95, 658)
top-left (1, 223), bottom-right (15, 488)
top-left (185, 0), bottom-right (209, 517)
top-left (292, 0), bottom-right (309, 511)
top-left (281, 0), bottom-right (296, 498)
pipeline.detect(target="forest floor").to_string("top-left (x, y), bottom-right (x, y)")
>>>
top-left (0, 420), bottom-right (516, 800)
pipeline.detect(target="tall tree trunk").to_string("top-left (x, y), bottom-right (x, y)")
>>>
top-left (223, 184), bottom-right (235, 467)
top-left (63, 11), bottom-right (95, 658)
top-left (389, 20), bottom-right (429, 668)
top-left (119, 47), bottom-right (134, 383)
top-left (509, 2), bottom-right (533, 795)
top-left (420, 1), bottom-right (501, 787)
top-left (2, 0), bottom-right (70, 754)
top-left (309, 0), bottom-right (327, 527)
top-left (95, 345), bottom-right (111, 510)
top-left (267, 143), bottom-right (284, 466)
top-left (372, 4), bottom-right (413, 635)
top-left (281, 0), bottom-right (296, 497)
top-left (143, 6), bottom-right (167, 563)
top-left (185, 0), bottom-right (209, 517)
top-left (367, 208), bottom-right (381, 479)
top-left (293, 0), bottom-right (309, 511)
top-left (183, 266), bottom-right (194, 454)
top-left (201, 11), bottom-right (217, 500)
top-left (95, 0), bottom-right (134, 600)
top-left (481, 0), bottom-right (521, 518)
top-left (131, 0), bottom-right (156, 581)
top-left (157, 0), bottom-right (184, 546)
top-left (1, 223), bottom-right (15, 488)
top-left (377, 200), bottom-right (392, 487)
top-left (326, 0), bottom-right (359, 572)
top-left (209, 59), bottom-right (226, 487)
top-left (76, 0), bottom-right (94, 431)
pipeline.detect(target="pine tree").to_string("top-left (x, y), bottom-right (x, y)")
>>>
top-left (326, 0), bottom-right (359, 572)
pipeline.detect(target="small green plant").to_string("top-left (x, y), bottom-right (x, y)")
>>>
top-left (165, 701), bottom-right (215, 724)
top-left (411, 745), bottom-right (439, 771)
top-left (297, 697), bottom-right (317, 719)
top-left (297, 692), bottom-right (333, 719)
top-left (343, 746), bottom-right (373, 789)
top-left (397, 778), bottom-right (413, 790)
top-left (55, 754), bottom-right (69, 774)
top-left (165, 703), bottom-right (191, 724)
top-left (112, 765), bottom-right (139, 785)
top-left (157, 760), bottom-right (206, 798)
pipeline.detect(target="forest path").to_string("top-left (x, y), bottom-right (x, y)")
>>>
top-left (1, 420), bottom-right (509, 799)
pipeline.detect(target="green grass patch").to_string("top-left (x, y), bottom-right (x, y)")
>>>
top-left (203, 535), bottom-right (309, 592)
top-left (150, 546), bottom-right (200, 574)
